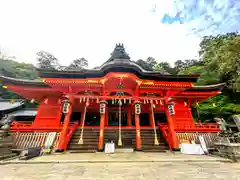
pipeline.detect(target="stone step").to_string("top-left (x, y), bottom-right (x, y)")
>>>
top-left (70, 138), bottom-right (98, 143)
top-left (141, 149), bottom-right (167, 152)
top-left (115, 148), bottom-right (134, 153)
top-left (71, 135), bottom-right (99, 139)
top-left (73, 132), bottom-right (99, 136)
top-left (68, 145), bottom-right (98, 150)
top-left (0, 153), bottom-right (17, 160)
top-left (69, 149), bottom-right (97, 153)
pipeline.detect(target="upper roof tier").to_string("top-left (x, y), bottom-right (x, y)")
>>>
top-left (37, 44), bottom-right (199, 82)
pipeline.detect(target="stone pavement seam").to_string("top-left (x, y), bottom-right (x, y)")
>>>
top-left (0, 158), bottom-right (233, 165)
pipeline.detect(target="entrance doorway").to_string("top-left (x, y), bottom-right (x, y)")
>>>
top-left (85, 111), bottom-right (100, 126)
top-left (154, 113), bottom-right (167, 125)
top-left (108, 111), bottom-right (128, 126)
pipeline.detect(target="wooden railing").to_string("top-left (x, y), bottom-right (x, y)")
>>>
top-left (176, 133), bottom-right (218, 148)
top-left (62, 122), bottom-right (78, 151)
top-left (10, 121), bottom-right (63, 132)
top-left (174, 123), bottom-right (220, 132)
top-left (158, 122), bottom-right (220, 149)
top-left (11, 132), bottom-right (60, 150)
top-left (158, 123), bottom-right (173, 151)
top-left (10, 121), bottom-right (78, 152)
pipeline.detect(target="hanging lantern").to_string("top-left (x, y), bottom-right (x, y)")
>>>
top-left (150, 99), bottom-right (153, 104)
top-left (96, 97), bottom-right (99, 103)
top-left (168, 104), bottom-right (175, 116)
top-left (135, 103), bottom-right (141, 115)
top-left (30, 99), bottom-right (35, 104)
top-left (212, 102), bottom-right (216, 107)
top-left (155, 100), bottom-right (158, 104)
top-left (124, 98), bottom-right (126, 104)
top-left (80, 98), bottom-right (82, 103)
top-left (196, 101), bottom-right (199, 107)
top-left (100, 102), bottom-right (106, 114)
top-left (83, 97), bottom-right (85, 102)
top-left (129, 98), bottom-right (132, 104)
top-left (62, 100), bottom-right (70, 114)
top-left (143, 99), bottom-right (146, 104)
top-left (112, 98), bottom-right (114, 104)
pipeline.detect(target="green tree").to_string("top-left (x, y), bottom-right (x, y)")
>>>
top-left (67, 58), bottom-right (89, 70)
top-left (158, 62), bottom-right (176, 74)
top-left (135, 59), bottom-right (153, 71)
top-left (36, 51), bottom-right (60, 69)
top-left (178, 65), bottom-right (221, 85)
top-left (199, 33), bottom-right (240, 91)
top-left (0, 57), bottom-right (38, 99)
top-left (146, 57), bottom-right (157, 69)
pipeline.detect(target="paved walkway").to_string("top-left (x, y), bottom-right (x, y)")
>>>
top-left (1, 161), bottom-right (240, 180)
top-left (3, 152), bottom-right (231, 164)
top-left (0, 152), bottom-right (238, 179)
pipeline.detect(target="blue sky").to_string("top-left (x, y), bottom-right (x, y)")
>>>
top-left (0, 0), bottom-right (239, 68)
top-left (157, 0), bottom-right (240, 36)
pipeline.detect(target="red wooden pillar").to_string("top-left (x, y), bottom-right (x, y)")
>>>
top-left (57, 96), bottom-right (73, 151)
top-left (134, 102), bottom-right (142, 151)
top-left (127, 105), bottom-right (132, 127)
top-left (165, 104), bottom-right (179, 150)
top-left (105, 106), bottom-right (108, 127)
top-left (98, 100), bottom-right (107, 151)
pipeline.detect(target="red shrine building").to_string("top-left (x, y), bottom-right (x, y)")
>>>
top-left (0, 44), bottom-right (224, 153)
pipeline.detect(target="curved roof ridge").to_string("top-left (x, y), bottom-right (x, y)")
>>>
top-left (0, 75), bottom-right (49, 87)
top-left (192, 83), bottom-right (226, 88)
top-left (0, 75), bottom-right (42, 83)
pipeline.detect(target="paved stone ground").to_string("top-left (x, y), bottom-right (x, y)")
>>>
top-left (6, 152), bottom-right (231, 163)
top-left (0, 161), bottom-right (240, 180)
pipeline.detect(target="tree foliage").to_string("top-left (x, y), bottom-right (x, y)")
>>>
top-left (67, 58), bottom-right (88, 70)
top-left (199, 33), bottom-right (240, 91)
top-left (36, 51), bottom-right (60, 69)
top-left (135, 59), bottom-right (153, 71)
top-left (0, 58), bottom-right (38, 99)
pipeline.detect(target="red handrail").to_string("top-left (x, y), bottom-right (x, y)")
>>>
top-left (62, 122), bottom-right (78, 150)
top-left (10, 121), bottom-right (63, 132)
top-left (158, 123), bottom-right (173, 151)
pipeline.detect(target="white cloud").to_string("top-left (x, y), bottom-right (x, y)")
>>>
top-left (0, 0), bottom-right (200, 68)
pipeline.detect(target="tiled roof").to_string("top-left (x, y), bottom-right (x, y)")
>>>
top-left (0, 99), bottom-right (25, 111)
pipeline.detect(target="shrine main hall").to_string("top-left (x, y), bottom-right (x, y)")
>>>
top-left (0, 44), bottom-right (223, 153)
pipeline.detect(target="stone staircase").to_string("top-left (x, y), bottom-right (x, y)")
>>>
top-left (138, 128), bottom-right (169, 152)
top-left (104, 129), bottom-right (136, 149)
top-left (67, 127), bottom-right (168, 153)
top-left (67, 128), bottom-right (99, 153)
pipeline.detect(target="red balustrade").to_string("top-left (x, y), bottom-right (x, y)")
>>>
top-left (11, 121), bottom-right (62, 132)
top-left (174, 123), bottom-right (220, 132)
top-left (158, 123), bottom-right (173, 151)
top-left (158, 122), bottom-right (220, 150)
top-left (62, 122), bottom-right (78, 151)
